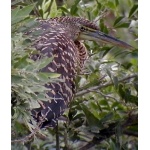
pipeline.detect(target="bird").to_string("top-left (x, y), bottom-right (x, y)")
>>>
top-left (26, 16), bottom-right (134, 128)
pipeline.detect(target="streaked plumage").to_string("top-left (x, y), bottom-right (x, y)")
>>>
top-left (26, 16), bottom-right (133, 128)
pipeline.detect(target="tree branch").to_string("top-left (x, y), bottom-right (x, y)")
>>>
top-left (91, 90), bottom-right (118, 101)
top-left (79, 114), bottom-right (138, 150)
top-left (55, 121), bottom-right (60, 150)
top-left (123, 130), bottom-right (138, 137)
top-left (11, 121), bottom-right (44, 143)
top-left (11, 128), bottom-right (38, 143)
top-left (75, 74), bottom-right (137, 97)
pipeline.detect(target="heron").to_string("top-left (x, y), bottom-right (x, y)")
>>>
top-left (27, 16), bottom-right (133, 128)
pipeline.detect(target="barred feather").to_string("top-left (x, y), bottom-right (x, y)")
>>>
top-left (25, 16), bottom-right (99, 128)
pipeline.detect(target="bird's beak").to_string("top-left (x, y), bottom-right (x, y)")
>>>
top-left (79, 29), bottom-right (134, 50)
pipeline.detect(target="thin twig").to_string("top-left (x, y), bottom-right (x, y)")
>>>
top-left (94, 8), bottom-right (108, 23)
top-left (36, 132), bottom-right (49, 140)
top-left (75, 74), bottom-right (137, 97)
top-left (55, 120), bottom-right (60, 150)
top-left (78, 74), bottom-right (107, 91)
top-left (91, 90), bottom-right (118, 101)
top-left (64, 128), bottom-right (69, 149)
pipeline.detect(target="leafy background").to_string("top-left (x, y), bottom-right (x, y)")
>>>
top-left (11, 0), bottom-right (138, 149)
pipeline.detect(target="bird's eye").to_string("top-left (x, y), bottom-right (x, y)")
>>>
top-left (80, 26), bottom-right (86, 31)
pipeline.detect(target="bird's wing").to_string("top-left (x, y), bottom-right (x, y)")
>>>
top-left (30, 23), bottom-right (79, 128)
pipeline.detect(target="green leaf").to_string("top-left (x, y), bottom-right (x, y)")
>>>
top-left (48, 73), bottom-right (61, 78)
top-left (124, 89), bottom-right (130, 103)
top-left (111, 101), bottom-right (120, 108)
top-left (14, 121), bottom-right (27, 133)
top-left (38, 8), bottom-right (43, 17)
top-left (100, 112), bottom-right (113, 123)
top-left (118, 84), bottom-right (125, 99)
top-left (42, 0), bottom-right (51, 13)
top-left (74, 0), bottom-right (80, 6)
top-left (121, 62), bottom-right (132, 70)
top-left (127, 95), bottom-right (138, 105)
top-left (12, 4), bottom-right (35, 25)
top-left (30, 85), bottom-right (48, 93)
top-left (133, 82), bottom-right (138, 92)
top-left (11, 7), bottom-right (20, 19)
top-left (80, 104), bottom-right (103, 130)
top-left (100, 19), bottom-right (108, 33)
top-left (13, 55), bottom-right (28, 68)
top-left (18, 4), bottom-right (35, 17)
top-left (110, 139), bottom-right (118, 149)
top-left (18, 18), bottom-right (38, 33)
top-left (38, 72), bottom-right (61, 79)
top-left (99, 99), bottom-right (109, 106)
top-left (129, 4), bottom-right (138, 18)
top-left (24, 86), bottom-right (35, 94)
top-left (30, 99), bottom-right (40, 109)
top-left (89, 72), bottom-right (99, 83)
top-left (35, 57), bottom-right (54, 70)
top-left (36, 93), bottom-right (49, 101)
top-left (115, 0), bottom-right (119, 6)
top-left (112, 76), bottom-right (118, 89)
top-left (49, 0), bottom-right (58, 18)
top-left (96, 1), bottom-right (102, 9)
top-left (12, 75), bottom-right (24, 83)
top-left (115, 22), bottom-right (130, 28)
top-left (102, 47), bottom-right (113, 57)
top-left (37, 72), bottom-right (51, 81)
top-left (90, 102), bottom-right (99, 110)
top-left (113, 16), bottom-right (124, 27)
top-left (60, 7), bottom-right (70, 13)
top-left (11, 0), bottom-right (22, 6)
top-left (106, 69), bottom-right (112, 79)
top-left (107, 1), bottom-right (116, 9)
top-left (70, 0), bottom-right (80, 15)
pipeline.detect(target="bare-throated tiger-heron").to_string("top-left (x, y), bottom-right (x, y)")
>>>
top-left (28, 16), bottom-right (133, 128)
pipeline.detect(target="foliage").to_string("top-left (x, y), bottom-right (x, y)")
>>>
top-left (11, 0), bottom-right (138, 150)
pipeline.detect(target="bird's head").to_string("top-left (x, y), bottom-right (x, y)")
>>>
top-left (53, 16), bottom-right (134, 50)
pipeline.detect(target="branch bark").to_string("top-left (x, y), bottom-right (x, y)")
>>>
top-left (55, 121), bottom-right (60, 150)
top-left (11, 128), bottom-right (38, 143)
top-left (79, 114), bottom-right (138, 150)
top-left (11, 120), bottom-right (44, 143)
top-left (75, 74), bottom-right (137, 97)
